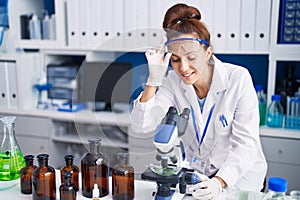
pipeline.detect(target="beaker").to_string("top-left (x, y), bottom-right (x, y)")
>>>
top-left (0, 116), bottom-right (25, 181)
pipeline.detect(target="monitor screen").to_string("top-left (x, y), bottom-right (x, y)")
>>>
top-left (79, 61), bottom-right (132, 112)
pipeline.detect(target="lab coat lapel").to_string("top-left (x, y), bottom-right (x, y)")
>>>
top-left (201, 57), bottom-right (229, 150)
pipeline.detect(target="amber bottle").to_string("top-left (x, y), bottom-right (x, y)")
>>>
top-left (81, 138), bottom-right (109, 198)
top-left (60, 155), bottom-right (79, 191)
top-left (20, 155), bottom-right (37, 194)
top-left (59, 171), bottom-right (77, 200)
top-left (32, 154), bottom-right (56, 200)
top-left (112, 152), bottom-right (134, 200)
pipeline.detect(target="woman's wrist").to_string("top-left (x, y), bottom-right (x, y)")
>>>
top-left (140, 85), bottom-right (157, 102)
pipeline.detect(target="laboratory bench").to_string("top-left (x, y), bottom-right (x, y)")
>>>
top-left (0, 108), bottom-right (300, 192)
top-left (0, 170), bottom-right (265, 200)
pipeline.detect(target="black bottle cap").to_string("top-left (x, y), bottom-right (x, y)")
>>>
top-left (64, 155), bottom-right (74, 160)
top-left (37, 154), bottom-right (49, 161)
top-left (24, 155), bottom-right (34, 161)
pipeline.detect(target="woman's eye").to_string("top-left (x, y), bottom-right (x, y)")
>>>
top-left (171, 58), bottom-right (180, 62)
top-left (187, 55), bottom-right (196, 61)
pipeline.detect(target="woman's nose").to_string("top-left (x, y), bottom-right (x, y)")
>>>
top-left (179, 59), bottom-right (190, 72)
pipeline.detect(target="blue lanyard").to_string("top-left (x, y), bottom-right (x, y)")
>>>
top-left (190, 104), bottom-right (216, 146)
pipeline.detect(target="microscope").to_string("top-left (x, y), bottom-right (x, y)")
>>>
top-left (141, 106), bottom-right (200, 200)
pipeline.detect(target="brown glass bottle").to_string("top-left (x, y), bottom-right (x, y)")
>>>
top-left (20, 155), bottom-right (37, 194)
top-left (59, 171), bottom-right (77, 200)
top-left (60, 155), bottom-right (79, 191)
top-left (112, 152), bottom-right (134, 200)
top-left (32, 154), bottom-right (56, 200)
top-left (81, 138), bottom-right (109, 198)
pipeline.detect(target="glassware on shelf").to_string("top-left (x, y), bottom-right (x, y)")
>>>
top-left (0, 116), bottom-right (25, 190)
top-left (32, 154), bottom-right (56, 200)
top-left (60, 154), bottom-right (79, 191)
top-left (266, 95), bottom-right (284, 128)
top-left (81, 138), bottom-right (109, 198)
top-left (112, 152), bottom-right (134, 200)
top-left (255, 85), bottom-right (267, 126)
top-left (59, 171), bottom-right (77, 200)
top-left (20, 155), bottom-right (37, 194)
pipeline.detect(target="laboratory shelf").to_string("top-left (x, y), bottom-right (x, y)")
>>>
top-left (260, 126), bottom-right (300, 140)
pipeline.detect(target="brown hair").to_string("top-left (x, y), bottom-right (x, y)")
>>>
top-left (163, 3), bottom-right (211, 46)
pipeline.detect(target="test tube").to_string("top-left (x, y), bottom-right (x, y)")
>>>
top-left (286, 96), bottom-right (290, 128)
top-left (291, 97), bottom-right (295, 128)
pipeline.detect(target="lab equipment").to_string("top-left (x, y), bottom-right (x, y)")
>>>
top-left (34, 82), bottom-right (52, 109)
top-left (32, 154), bottom-right (56, 200)
top-left (255, 85), bottom-right (267, 126)
top-left (285, 96), bottom-right (300, 129)
top-left (141, 106), bottom-right (195, 200)
top-left (0, 116), bottom-right (25, 184)
top-left (60, 155), bottom-right (79, 191)
top-left (267, 95), bottom-right (284, 128)
top-left (290, 190), bottom-right (300, 199)
top-left (42, 13), bottom-right (50, 39)
top-left (81, 138), bottom-right (109, 198)
top-left (20, 155), bottom-right (37, 194)
top-left (112, 152), bottom-right (134, 200)
top-left (59, 171), bottom-right (77, 200)
top-left (263, 177), bottom-right (289, 200)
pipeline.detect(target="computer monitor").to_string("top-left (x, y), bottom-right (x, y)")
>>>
top-left (79, 61), bottom-right (132, 112)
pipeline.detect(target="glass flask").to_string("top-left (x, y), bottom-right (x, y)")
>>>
top-left (32, 154), bottom-right (56, 200)
top-left (264, 177), bottom-right (289, 200)
top-left (81, 138), bottom-right (109, 198)
top-left (112, 152), bottom-right (134, 200)
top-left (20, 155), bottom-right (37, 194)
top-left (60, 154), bottom-right (79, 191)
top-left (0, 116), bottom-right (25, 182)
top-left (59, 171), bottom-right (77, 200)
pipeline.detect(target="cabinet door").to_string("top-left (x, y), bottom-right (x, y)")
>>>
top-left (16, 134), bottom-right (50, 156)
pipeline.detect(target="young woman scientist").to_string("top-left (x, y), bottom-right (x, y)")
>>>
top-left (131, 3), bottom-right (267, 200)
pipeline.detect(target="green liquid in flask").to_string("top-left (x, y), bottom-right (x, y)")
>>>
top-left (0, 150), bottom-right (25, 181)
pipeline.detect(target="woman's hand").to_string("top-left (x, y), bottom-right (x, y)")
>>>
top-left (189, 174), bottom-right (223, 200)
top-left (145, 47), bottom-right (172, 86)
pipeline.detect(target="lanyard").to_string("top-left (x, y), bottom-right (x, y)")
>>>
top-left (190, 104), bottom-right (216, 146)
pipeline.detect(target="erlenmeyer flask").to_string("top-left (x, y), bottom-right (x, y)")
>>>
top-left (0, 116), bottom-right (25, 182)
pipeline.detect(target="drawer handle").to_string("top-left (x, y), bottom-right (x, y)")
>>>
top-left (278, 149), bottom-right (282, 154)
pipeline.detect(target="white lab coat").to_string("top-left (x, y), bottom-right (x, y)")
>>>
top-left (131, 56), bottom-right (267, 191)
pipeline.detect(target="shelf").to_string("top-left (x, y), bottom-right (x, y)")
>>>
top-left (52, 135), bottom-right (128, 149)
top-left (260, 126), bottom-right (300, 139)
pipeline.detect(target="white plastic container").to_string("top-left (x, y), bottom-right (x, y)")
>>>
top-left (42, 14), bottom-right (50, 39)
top-left (29, 14), bottom-right (42, 40)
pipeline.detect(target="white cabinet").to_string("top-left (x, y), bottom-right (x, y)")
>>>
top-left (260, 135), bottom-right (300, 193)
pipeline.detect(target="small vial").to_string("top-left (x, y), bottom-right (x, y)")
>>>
top-left (32, 154), bottom-right (56, 200)
top-left (20, 155), bottom-right (37, 194)
top-left (112, 152), bottom-right (134, 200)
top-left (60, 155), bottom-right (79, 191)
top-left (59, 171), bottom-right (77, 200)
top-left (92, 183), bottom-right (99, 200)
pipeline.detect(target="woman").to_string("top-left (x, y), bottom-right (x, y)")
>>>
top-left (131, 3), bottom-right (267, 199)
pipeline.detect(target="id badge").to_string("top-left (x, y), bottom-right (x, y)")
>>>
top-left (191, 155), bottom-right (207, 174)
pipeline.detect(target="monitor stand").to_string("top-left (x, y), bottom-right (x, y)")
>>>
top-left (93, 102), bottom-right (123, 113)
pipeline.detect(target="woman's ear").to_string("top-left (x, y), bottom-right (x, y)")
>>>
top-left (206, 46), bottom-right (213, 57)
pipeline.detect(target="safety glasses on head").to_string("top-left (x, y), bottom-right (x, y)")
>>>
top-left (164, 38), bottom-right (209, 56)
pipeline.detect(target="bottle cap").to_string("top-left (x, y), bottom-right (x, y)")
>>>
top-left (64, 154), bottom-right (74, 160)
top-left (271, 95), bottom-right (281, 101)
top-left (254, 85), bottom-right (263, 91)
top-left (117, 152), bottom-right (129, 158)
top-left (24, 155), bottom-right (34, 161)
top-left (88, 138), bottom-right (101, 145)
top-left (92, 183), bottom-right (99, 198)
top-left (268, 177), bottom-right (287, 192)
top-left (37, 154), bottom-right (49, 161)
